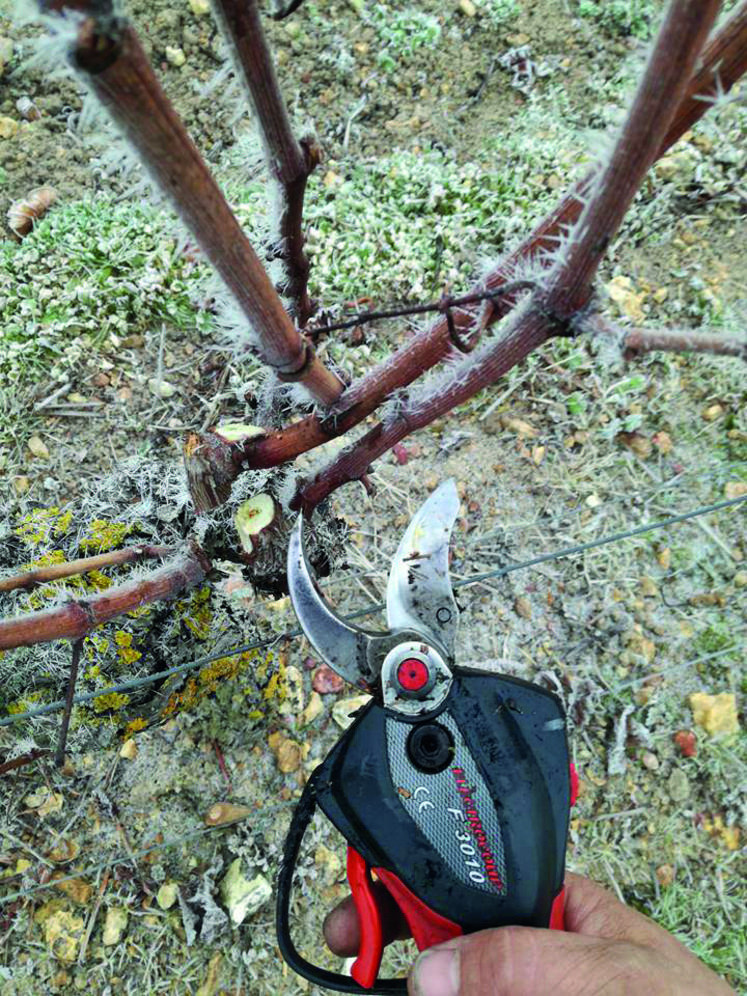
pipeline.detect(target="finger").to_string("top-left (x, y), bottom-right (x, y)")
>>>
top-left (407, 923), bottom-right (733, 996)
top-left (408, 925), bottom-right (650, 996)
top-left (323, 880), bottom-right (411, 957)
top-left (564, 871), bottom-right (661, 941)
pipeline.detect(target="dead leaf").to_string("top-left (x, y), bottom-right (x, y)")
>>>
top-left (119, 739), bottom-right (137, 760)
top-left (203, 803), bottom-right (252, 827)
top-left (672, 729), bottom-right (697, 758)
top-left (299, 692), bottom-right (324, 726)
top-left (514, 596), bottom-right (532, 620)
top-left (41, 908), bottom-right (85, 962)
top-left (196, 953), bottom-right (223, 996)
top-left (332, 694), bottom-right (372, 730)
top-left (27, 435), bottom-right (49, 459)
top-left (25, 789), bottom-right (64, 816)
top-left (618, 431), bottom-right (651, 459)
top-left (53, 875), bottom-right (92, 905)
top-left (47, 839), bottom-right (80, 864)
top-left (500, 416), bottom-right (538, 438)
top-left (652, 431), bottom-right (673, 454)
top-left (702, 404), bottom-right (724, 422)
top-left (268, 732), bottom-right (303, 773)
top-left (312, 664), bottom-right (345, 695)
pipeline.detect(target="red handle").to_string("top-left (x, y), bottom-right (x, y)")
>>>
top-left (375, 867), bottom-right (463, 952)
top-left (345, 763), bottom-right (579, 988)
top-left (347, 846), bottom-right (385, 989)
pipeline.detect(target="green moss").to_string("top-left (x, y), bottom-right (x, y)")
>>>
top-left (0, 198), bottom-right (211, 385)
top-left (574, 0), bottom-right (660, 39)
top-left (367, 4), bottom-right (441, 72)
top-left (91, 691), bottom-right (130, 713)
top-left (693, 618), bottom-right (739, 670)
top-left (479, 0), bottom-right (520, 27)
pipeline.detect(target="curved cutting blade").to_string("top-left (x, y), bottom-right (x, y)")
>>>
top-left (386, 479), bottom-right (460, 658)
top-left (287, 517), bottom-right (389, 691)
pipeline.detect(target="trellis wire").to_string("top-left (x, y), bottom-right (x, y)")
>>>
top-left (1, 492), bottom-right (744, 730)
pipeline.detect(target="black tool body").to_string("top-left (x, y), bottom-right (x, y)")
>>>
top-left (278, 482), bottom-right (577, 994)
top-left (277, 667), bottom-right (572, 994)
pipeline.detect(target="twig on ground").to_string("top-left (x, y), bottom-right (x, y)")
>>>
top-left (77, 871), bottom-right (110, 964)
top-left (213, 740), bottom-right (233, 795)
top-left (0, 750), bottom-right (51, 776)
top-left (617, 324), bottom-right (747, 361)
top-left (55, 639), bottom-right (83, 768)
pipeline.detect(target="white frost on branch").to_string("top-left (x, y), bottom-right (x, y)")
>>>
top-left (13, 0), bottom-right (86, 78)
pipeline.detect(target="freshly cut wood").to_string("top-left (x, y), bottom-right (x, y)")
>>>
top-left (214, 423), bottom-right (267, 444)
top-left (234, 494), bottom-right (277, 558)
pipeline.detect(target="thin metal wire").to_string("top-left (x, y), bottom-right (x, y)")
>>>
top-left (1, 493), bottom-right (744, 730)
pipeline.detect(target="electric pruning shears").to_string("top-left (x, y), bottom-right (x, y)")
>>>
top-left (276, 480), bottom-right (578, 994)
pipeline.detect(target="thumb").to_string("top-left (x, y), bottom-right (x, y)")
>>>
top-left (407, 924), bottom-right (648, 996)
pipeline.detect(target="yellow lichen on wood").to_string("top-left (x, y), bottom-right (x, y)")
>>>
top-left (160, 649), bottom-right (271, 719)
top-left (114, 631), bottom-right (142, 667)
top-left (124, 718), bottom-right (148, 737)
top-left (176, 586), bottom-right (213, 640)
top-left (702, 813), bottom-right (741, 850)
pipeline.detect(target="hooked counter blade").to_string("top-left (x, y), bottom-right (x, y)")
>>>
top-left (287, 517), bottom-right (386, 691)
top-left (386, 479), bottom-right (459, 659)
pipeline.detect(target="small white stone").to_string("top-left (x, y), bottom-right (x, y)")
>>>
top-left (188, 0), bottom-right (211, 15)
top-left (165, 46), bottom-right (186, 67)
top-left (102, 907), bottom-right (128, 946)
top-left (148, 378), bottom-right (177, 398)
top-left (156, 882), bottom-right (179, 910)
top-left (219, 860), bottom-right (271, 925)
top-left (641, 751), bottom-right (659, 771)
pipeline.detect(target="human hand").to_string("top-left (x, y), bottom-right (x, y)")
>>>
top-left (323, 871), bottom-right (735, 996)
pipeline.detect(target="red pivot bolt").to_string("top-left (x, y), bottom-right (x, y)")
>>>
top-left (396, 657), bottom-right (430, 693)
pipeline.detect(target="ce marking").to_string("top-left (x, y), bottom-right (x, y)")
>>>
top-left (413, 786), bottom-right (434, 814)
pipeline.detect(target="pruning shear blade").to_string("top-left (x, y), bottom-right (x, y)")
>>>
top-left (386, 479), bottom-right (459, 659)
top-left (287, 479), bottom-right (460, 694)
